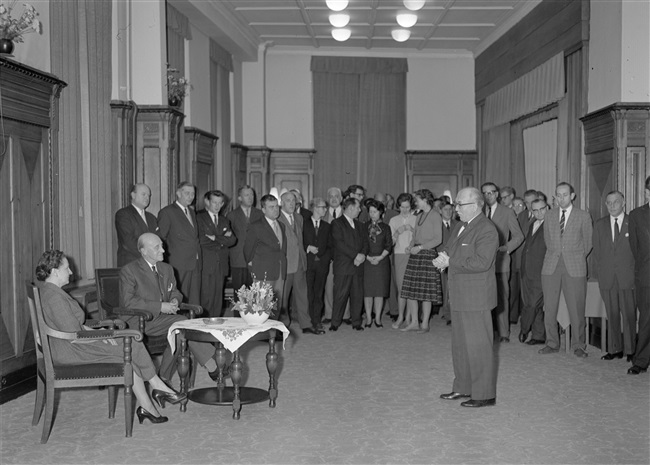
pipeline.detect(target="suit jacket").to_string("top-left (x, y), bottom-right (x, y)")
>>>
top-left (592, 214), bottom-right (635, 290)
top-left (119, 258), bottom-right (183, 317)
top-left (115, 205), bottom-right (158, 267)
top-left (441, 218), bottom-right (459, 248)
top-left (157, 203), bottom-right (201, 272)
top-left (243, 217), bottom-right (287, 281)
top-left (303, 216), bottom-right (331, 271)
top-left (542, 206), bottom-right (593, 277)
top-left (227, 206), bottom-right (265, 268)
top-left (487, 203), bottom-right (524, 273)
top-left (196, 211), bottom-right (236, 276)
top-left (298, 206), bottom-right (312, 223)
top-left (277, 211), bottom-right (307, 273)
top-left (520, 220), bottom-right (546, 281)
top-left (513, 210), bottom-right (534, 271)
top-left (329, 215), bottom-right (369, 276)
top-left (629, 203), bottom-right (650, 288)
top-left (443, 214), bottom-right (499, 312)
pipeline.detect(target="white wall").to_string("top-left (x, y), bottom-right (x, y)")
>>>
top-left (186, 25), bottom-right (211, 131)
top-left (621, 0), bottom-right (650, 102)
top-left (239, 49), bottom-right (476, 151)
top-left (9, 0), bottom-right (50, 72)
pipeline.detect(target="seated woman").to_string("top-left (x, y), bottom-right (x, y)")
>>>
top-left (36, 250), bottom-right (185, 424)
top-left (362, 200), bottom-right (393, 328)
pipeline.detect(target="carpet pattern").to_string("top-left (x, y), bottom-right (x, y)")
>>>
top-left (1, 316), bottom-right (649, 464)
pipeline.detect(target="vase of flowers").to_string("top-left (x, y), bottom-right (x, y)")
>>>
top-left (0, 1), bottom-right (41, 53)
top-left (231, 280), bottom-right (277, 326)
top-left (166, 65), bottom-right (191, 107)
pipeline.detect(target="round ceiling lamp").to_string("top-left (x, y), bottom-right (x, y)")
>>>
top-left (391, 29), bottom-right (411, 42)
top-left (326, 0), bottom-right (349, 12)
top-left (396, 12), bottom-right (418, 28)
top-left (403, 0), bottom-right (426, 11)
top-left (332, 28), bottom-right (352, 42)
top-left (329, 13), bottom-right (350, 28)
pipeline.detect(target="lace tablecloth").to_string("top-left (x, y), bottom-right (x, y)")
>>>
top-left (167, 317), bottom-right (290, 353)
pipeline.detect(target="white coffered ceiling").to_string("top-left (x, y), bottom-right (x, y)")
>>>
top-left (173, 0), bottom-right (542, 61)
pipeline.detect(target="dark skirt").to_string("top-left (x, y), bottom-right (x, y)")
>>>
top-left (401, 248), bottom-right (442, 304)
top-left (364, 258), bottom-right (391, 297)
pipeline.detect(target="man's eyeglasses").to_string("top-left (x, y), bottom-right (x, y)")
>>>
top-left (532, 207), bottom-right (548, 212)
top-left (454, 202), bottom-right (475, 208)
top-left (482, 190), bottom-right (497, 196)
top-left (314, 205), bottom-right (327, 209)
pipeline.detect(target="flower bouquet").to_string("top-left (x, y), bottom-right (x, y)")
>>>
top-left (0, 2), bottom-right (41, 43)
top-left (166, 65), bottom-right (191, 106)
top-left (231, 279), bottom-right (277, 325)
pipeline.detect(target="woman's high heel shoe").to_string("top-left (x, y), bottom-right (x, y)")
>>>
top-left (374, 320), bottom-right (383, 328)
top-left (151, 389), bottom-right (187, 409)
top-left (136, 406), bottom-right (168, 424)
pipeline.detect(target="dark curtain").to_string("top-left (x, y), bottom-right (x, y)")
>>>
top-left (312, 57), bottom-right (407, 197)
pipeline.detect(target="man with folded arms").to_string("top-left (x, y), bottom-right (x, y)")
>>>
top-left (120, 233), bottom-right (219, 381)
top-left (433, 187), bottom-right (499, 408)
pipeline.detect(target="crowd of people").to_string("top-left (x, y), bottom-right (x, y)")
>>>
top-left (35, 175), bottom-right (650, 415)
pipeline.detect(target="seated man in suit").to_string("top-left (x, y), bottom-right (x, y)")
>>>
top-left (329, 197), bottom-right (368, 331)
top-left (197, 190), bottom-right (236, 317)
top-left (115, 183), bottom-right (158, 267)
top-left (519, 198), bottom-right (548, 345)
top-left (592, 191), bottom-right (636, 361)
top-left (303, 197), bottom-right (331, 333)
top-left (243, 194), bottom-right (287, 310)
top-left (120, 233), bottom-right (220, 381)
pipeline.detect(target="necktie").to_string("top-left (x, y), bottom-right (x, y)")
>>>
top-left (139, 209), bottom-right (147, 226)
top-left (445, 221), bottom-right (450, 230)
top-left (273, 220), bottom-right (282, 245)
top-left (212, 213), bottom-right (218, 226)
top-left (560, 210), bottom-right (566, 235)
top-left (333, 209), bottom-right (337, 219)
top-left (532, 220), bottom-right (542, 235)
top-left (152, 265), bottom-right (164, 298)
top-left (184, 207), bottom-right (193, 227)
top-left (289, 214), bottom-right (294, 228)
top-left (488, 207), bottom-right (493, 220)
top-left (614, 218), bottom-right (620, 242)
top-left (315, 219), bottom-right (319, 235)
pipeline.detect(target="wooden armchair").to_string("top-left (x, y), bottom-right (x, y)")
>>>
top-left (26, 283), bottom-right (143, 444)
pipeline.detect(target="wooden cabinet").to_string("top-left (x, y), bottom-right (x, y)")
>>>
top-left (0, 58), bottom-right (66, 403)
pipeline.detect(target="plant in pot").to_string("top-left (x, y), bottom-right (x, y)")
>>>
top-left (0, 1), bottom-right (41, 55)
top-left (166, 65), bottom-right (191, 107)
top-left (231, 279), bottom-right (277, 325)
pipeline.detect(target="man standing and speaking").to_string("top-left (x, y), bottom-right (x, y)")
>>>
top-left (433, 187), bottom-right (499, 408)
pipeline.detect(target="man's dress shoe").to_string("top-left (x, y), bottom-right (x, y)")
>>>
top-left (518, 332), bottom-right (527, 343)
top-left (538, 346), bottom-right (559, 354)
top-left (302, 327), bottom-right (325, 335)
top-left (329, 325), bottom-right (339, 332)
top-left (628, 365), bottom-right (648, 375)
top-left (461, 398), bottom-right (496, 408)
top-left (627, 354), bottom-right (634, 363)
top-left (499, 337), bottom-right (510, 343)
top-left (322, 318), bottom-right (331, 324)
top-left (601, 351), bottom-right (624, 360)
top-left (440, 392), bottom-right (471, 400)
top-left (352, 325), bottom-right (364, 331)
top-left (526, 339), bottom-right (545, 346)
top-left (343, 319), bottom-right (352, 325)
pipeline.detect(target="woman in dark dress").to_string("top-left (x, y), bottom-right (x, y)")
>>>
top-left (36, 250), bottom-right (185, 424)
top-left (363, 200), bottom-right (393, 327)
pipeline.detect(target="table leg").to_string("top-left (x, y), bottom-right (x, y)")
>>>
top-left (214, 343), bottom-right (228, 388)
top-left (231, 350), bottom-right (242, 420)
top-left (266, 329), bottom-right (278, 408)
top-left (177, 335), bottom-right (190, 413)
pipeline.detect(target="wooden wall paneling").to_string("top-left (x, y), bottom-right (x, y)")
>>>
top-left (0, 58), bottom-right (66, 404)
top-left (185, 127), bottom-right (219, 209)
top-left (246, 146), bottom-right (271, 198)
top-left (405, 151), bottom-right (477, 197)
top-left (270, 150), bottom-right (315, 205)
top-left (136, 106), bottom-right (184, 215)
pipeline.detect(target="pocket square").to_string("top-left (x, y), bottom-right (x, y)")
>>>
top-left (167, 283), bottom-right (173, 292)
top-left (461, 243), bottom-right (469, 246)
top-left (625, 233), bottom-right (629, 237)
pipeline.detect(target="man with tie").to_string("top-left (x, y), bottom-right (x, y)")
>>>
top-left (304, 197), bottom-right (331, 333)
top-left (227, 185), bottom-right (264, 292)
top-left (539, 182), bottom-right (593, 358)
top-left (196, 190), bottom-right (236, 317)
top-left (439, 201), bottom-right (458, 324)
top-left (119, 233), bottom-right (219, 381)
top-left (329, 197), bottom-right (368, 331)
top-left (434, 187), bottom-right (499, 407)
top-left (519, 198), bottom-right (548, 345)
top-left (628, 176), bottom-right (650, 375)
top-left (592, 191), bottom-right (636, 361)
top-left (115, 183), bottom-right (158, 267)
top-left (157, 182), bottom-right (202, 304)
top-left (322, 187), bottom-right (350, 324)
top-left (243, 194), bottom-right (287, 308)
top-left (481, 182), bottom-right (524, 342)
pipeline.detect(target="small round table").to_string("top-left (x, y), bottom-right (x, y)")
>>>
top-left (167, 318), bottom-right (290, 419)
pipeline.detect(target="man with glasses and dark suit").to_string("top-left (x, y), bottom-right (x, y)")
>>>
top-left (434, 187), bottom-right (499, 408)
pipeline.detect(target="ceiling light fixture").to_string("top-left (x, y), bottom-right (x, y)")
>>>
top-left (403, 0), bottom-right (425, 11)
top-left (329, 13), bottom-right (350, 28)
top-left (332, 28), bottom-right (351, 41)
top-left (326, 0), bottom-right (349, 12)
top-left (396, 12), bottom-right (418, 28)
top-left (391, 29), bottom-right (411, 42)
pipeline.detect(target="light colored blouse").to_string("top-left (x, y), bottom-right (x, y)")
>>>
top-left (389, 213), bottom-right (417, 254)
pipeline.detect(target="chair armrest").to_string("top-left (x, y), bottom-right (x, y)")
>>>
top-left (110, 307), bottom-right (154, 322)
top-left (179, 303), bottom-right (203, 319)
top-left (85, 319), bottom-right (126, 330)
top-left (76, 329), bottom-right (143, 342)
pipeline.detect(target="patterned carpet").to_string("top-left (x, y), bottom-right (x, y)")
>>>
top-left (1, 315), bottom-right (649, 464)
